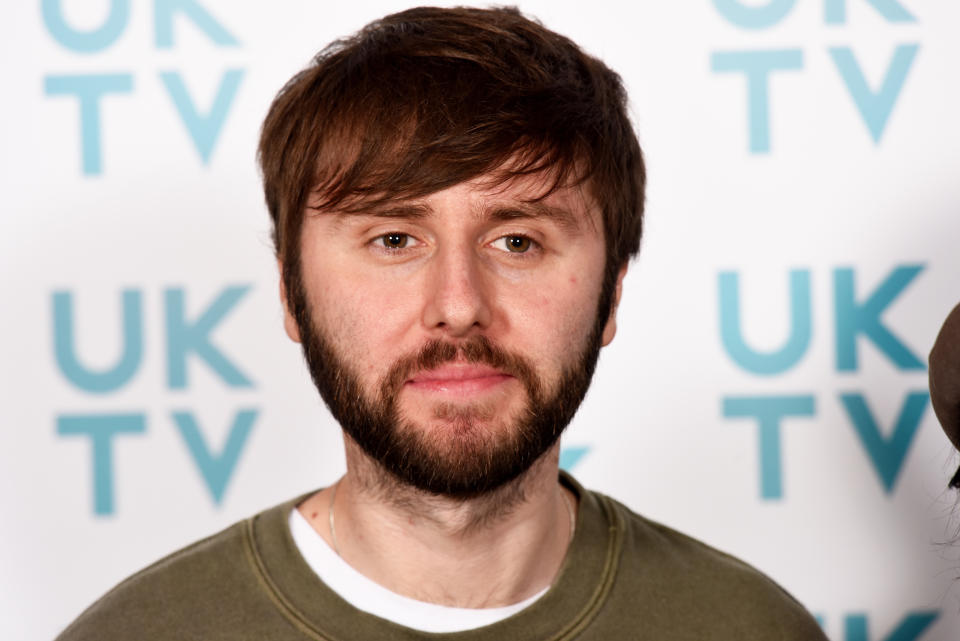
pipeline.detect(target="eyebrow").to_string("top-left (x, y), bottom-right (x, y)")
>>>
top-left (318, 203), bottom-right (430, 231)
top-left (338, 204), bottom-right (432, 219)
top-left (485, 202), bottom-right (584, 233)
top-left (378, 204), bottom-right (432, 219)
top-left (329, 200), bottom-right (586, 233)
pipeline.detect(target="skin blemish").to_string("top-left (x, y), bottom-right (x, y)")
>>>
top-left (569, 276), bottom-right (578, 285)
top-left (311, 512), bottom-right (319, 520)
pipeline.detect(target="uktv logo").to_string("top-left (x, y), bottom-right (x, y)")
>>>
top-left (41, 0), bottom-right (244, 175)
top-left (53, 286), bottom-right (256, 516)
top-left (718, 265), bottom-right (928, 500)
top-left (709, 0), bottom-right (919, 153)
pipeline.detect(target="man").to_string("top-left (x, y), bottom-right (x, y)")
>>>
top-left (58, 7), bottom-right (826, 639)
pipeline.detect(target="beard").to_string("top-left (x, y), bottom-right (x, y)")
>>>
top-left (289, 273), bottom-right (610, 499)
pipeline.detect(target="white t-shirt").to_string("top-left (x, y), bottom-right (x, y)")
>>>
top-left (288, 509), bottom-right (547, 633)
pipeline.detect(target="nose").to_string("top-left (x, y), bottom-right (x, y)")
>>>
top-left (421, 244), bottom-right (494, 337)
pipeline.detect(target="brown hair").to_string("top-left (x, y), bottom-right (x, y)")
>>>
top-left (258, 6), bottom-right (645, 319)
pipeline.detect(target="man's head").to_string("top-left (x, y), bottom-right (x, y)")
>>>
top-left (258, 6), bottom-right (644, 497)
top-left (930, 302), bottom-right (960, 489)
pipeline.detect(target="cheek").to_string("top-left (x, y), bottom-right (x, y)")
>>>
top-left (304, 267), bottom-right (421, 380)
top-left (551, 282), bottom-right (601, 338)
top-left (506, 271), bottom-right (601, 369)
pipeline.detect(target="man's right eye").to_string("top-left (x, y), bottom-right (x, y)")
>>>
top-left (378, 233), bottom-right (409, 249)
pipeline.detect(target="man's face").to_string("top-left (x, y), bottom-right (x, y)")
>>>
top-left (284, 174), bottom-right (621, 497)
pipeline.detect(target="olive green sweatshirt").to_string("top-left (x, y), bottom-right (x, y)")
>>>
top-left (57, 474), bottom-right (827, 640)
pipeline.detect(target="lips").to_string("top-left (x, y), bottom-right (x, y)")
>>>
top-left (405, 363), bottom-right (513, 395)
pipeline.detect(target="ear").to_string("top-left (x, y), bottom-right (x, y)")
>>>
top-left (601, 264), bottom-right (628, 347)
top-left (278, 259), bottom-right (302, 344)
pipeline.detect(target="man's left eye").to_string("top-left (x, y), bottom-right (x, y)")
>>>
top-left (491, 235), bottom-right (533, 253)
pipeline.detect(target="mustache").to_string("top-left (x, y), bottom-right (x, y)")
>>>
top-left (380, 335), bottom-right (540, 399)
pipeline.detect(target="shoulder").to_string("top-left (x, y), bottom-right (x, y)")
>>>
top-left (589, 490), bottom-right (827, 640)
top-left (55, 501), bottom-right (301, 641)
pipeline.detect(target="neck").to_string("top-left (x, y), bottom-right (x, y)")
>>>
top-left (298, 439), bottom-right (577, 608)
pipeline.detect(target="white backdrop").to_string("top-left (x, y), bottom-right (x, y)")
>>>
top-left (2, 1), bottom-right (959, 639)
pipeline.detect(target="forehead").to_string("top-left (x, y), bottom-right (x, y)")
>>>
top-left (468, 169), bottom-right (594, 210)
top-left (457, 173), bottom-right (600, 232)
top-left (309, 169), bottom-right (602, 234)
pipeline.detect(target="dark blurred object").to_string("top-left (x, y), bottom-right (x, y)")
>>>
top-left (929, 302), bottom-right (960, 488)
